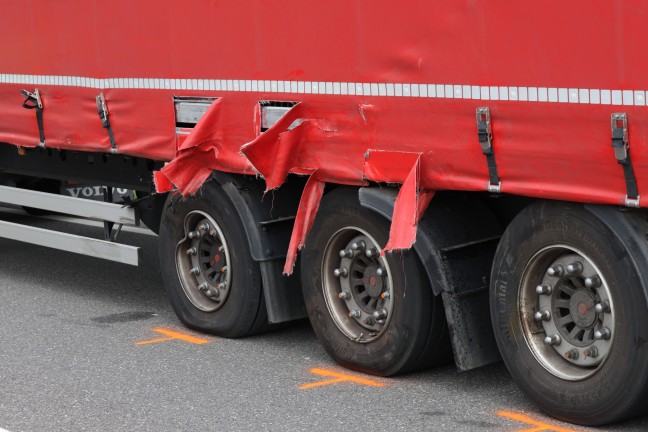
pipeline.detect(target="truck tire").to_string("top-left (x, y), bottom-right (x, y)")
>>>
top-left (159, 180), bottom-right (269, 338)
top-left (301, 188), bottom-right (450, 376)
top-left (490, 201), bottom-right (648, 426)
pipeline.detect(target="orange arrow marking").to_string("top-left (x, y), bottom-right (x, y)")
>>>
top-left (299, 368), bottom-right (385, 390)
top-left (497, 411), bottom-right (580, 432)
top-left (135, 327), bottom-right (213, 345)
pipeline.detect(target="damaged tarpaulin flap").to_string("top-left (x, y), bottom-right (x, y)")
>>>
top-left (154, 98), bottom-right (225, 196)
top-left (242, 103), bottom-right (335, 192)
top-left (384, 155), bottom-right (435, 252)
top-left (283, 173), bottom-right (325, 275)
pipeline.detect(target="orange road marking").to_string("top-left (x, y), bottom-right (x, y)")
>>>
top-left (497, 411), bottom-right (580, 432)
top-left (135, 327), bottom-right (213, 345)
top-left (298, 368), bottom-right (385, 389)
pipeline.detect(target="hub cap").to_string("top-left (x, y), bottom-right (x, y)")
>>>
top-left (520, 247), bottom-right (615, 381)
top-left (322, 227), bottom-right (394, 343)
top-left (175, 211), bottom-right (231, 312)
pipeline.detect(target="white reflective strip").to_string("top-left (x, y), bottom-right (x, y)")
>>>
top-left (1, 73), bottom-right (646, 108)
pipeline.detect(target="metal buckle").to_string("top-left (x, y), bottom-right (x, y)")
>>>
top-left (487, 182), bottom-right (501, 193)
top-left (611, 113), bottom-right (628, 162)
top-left (625, 195), bottom-right (640, 208)
top-left (476, 107), bottom-right (492, 154)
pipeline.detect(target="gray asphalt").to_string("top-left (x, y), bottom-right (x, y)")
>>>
top-left (0, 209), bottom-right (647, 432)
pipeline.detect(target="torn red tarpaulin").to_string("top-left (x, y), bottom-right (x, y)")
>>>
top-left (283, 174), bottom-right (325, 275)
top-left (363, 149), bottom-right (434, 252)
top-left (241, 103), bottom-right (338, 191)
top-left (383, 156), bottom-right (434, 252)
top-left (154, 98), bottom-right (256, 196)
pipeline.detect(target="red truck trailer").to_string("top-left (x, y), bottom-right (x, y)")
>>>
top-left (1, 0), bottom-right (648, 426)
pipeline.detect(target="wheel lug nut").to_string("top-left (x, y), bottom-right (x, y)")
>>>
top-left (186, 247), bottom-right (197, 256)
top-left (339, 249), bottom-right (354, 258)
top-left (376, 267), bottom-right (385, 277)
top-left (595, 301), bottom-right (610, 313)
top-left (365, 248), bottom-right (378, 258)
top-left (338, 290), bottom-right (351, 300)
top-left (206, 288), bottom-right (220, 298)
top-left (188, 230), bottom-right (202, 239)
top-left (190, 267), bottom-right (200, 275)
top-left (351, 241), bottom-right (366, 251)
top-left (566, 261), bottom-right (583, 275)
top-left (333, 267), bottom-right (348, 278)
top-left (583, 346), bottom-right (599, 358)
top-left (217, 245), bottom-right (224, 252)
top-left (364, 317), bottom-right (375, 325)
top-left (198, 223), bottom-right (210, 231)
top-left (547, 265), bottom-right (564, 277)
top-left (544, 334), bottom-right (561, 346)
top-left (535, 284), bottom-right (552, 295)
top-left (348, 309), bottom-right (361, 318)
top-left (585, 275), bottom-right (601, 288)
top-left (221, 266), bottom-right (228, 273)
top-left (380, 291), bottom-right (390, 300)
top-left (373, 308), bottom-right (388, 320)
top-left (198, 282), bottom-right (209, 291)
top-left (534, 309), bottom-right (551, 321)
top-left (594, 328), bottom-right (611, 341)
top-left (209, 230), bottom-right (217, 237)
top-left (564, 349), bottom-right (579, 360)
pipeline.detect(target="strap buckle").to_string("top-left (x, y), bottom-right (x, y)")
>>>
top-left (611, 113), bottom-right (628, 163)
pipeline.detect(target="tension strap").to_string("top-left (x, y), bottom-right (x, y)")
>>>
top-left (96, 93), bottom-right (118, 153)
top-left (21, 89), bottom-right (45, 147)
top-left (611, 113), bottom-right (639, 207)
top-left (476, 107), bottom-right (500, 192)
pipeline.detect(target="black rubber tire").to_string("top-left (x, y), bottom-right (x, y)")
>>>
top-left (159, 180), bottom-right (269, 338)
top-left (490, 201), bottom-right (648, 426)
top-left (301, 188), bottom-right (450, 376)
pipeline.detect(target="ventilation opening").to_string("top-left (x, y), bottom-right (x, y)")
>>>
top-left (259, 100), bottom-right (299, 132)
top-left (174, 96), bottom-right (218, 129)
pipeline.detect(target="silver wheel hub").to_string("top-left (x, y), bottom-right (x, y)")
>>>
top-left (521, 248), bottom-right (615, 380)
top-left (322, 228), bottom-right (394, 343)
top-left (175, 211), bottom-right (232, 312)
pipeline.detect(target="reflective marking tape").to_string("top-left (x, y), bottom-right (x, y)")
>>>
top-left (1, 73), bottom-right (647, 106)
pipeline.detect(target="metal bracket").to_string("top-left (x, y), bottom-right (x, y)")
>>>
top-left (611, 113), bottom-right (629, 162)
top-left (625, 195), bottom-right (641, 208)
top-left (476, 107), bottom-right (492, 154)
top-left (487, 182), bottom-right (501, 193)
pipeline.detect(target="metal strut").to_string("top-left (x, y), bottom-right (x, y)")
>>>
top-left (611, 113), bottom-right (640, 208)
top-left (21, 89), bottom-right (45, 147)
top-left (96, 93), bottom-right (118, 154)
top-left (476, 107), bottom-right (501, 193)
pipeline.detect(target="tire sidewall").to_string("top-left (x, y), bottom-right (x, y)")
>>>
top-left (302, 189), bottom-right (432, 376)
top-left (491, 202), bottom-right (648, 424)
top-left (159, 182), bottom-right (262, 337)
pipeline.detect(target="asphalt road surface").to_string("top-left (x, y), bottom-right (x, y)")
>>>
top-left (1, 208), bottom-right (647, 432)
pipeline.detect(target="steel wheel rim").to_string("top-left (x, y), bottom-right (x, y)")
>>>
top-left (519, 245), bottom-right (615, 381)
top-left (321, 226), bottom-right (394, 343)
top-left (175, 210), bottom-right (232, 312)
